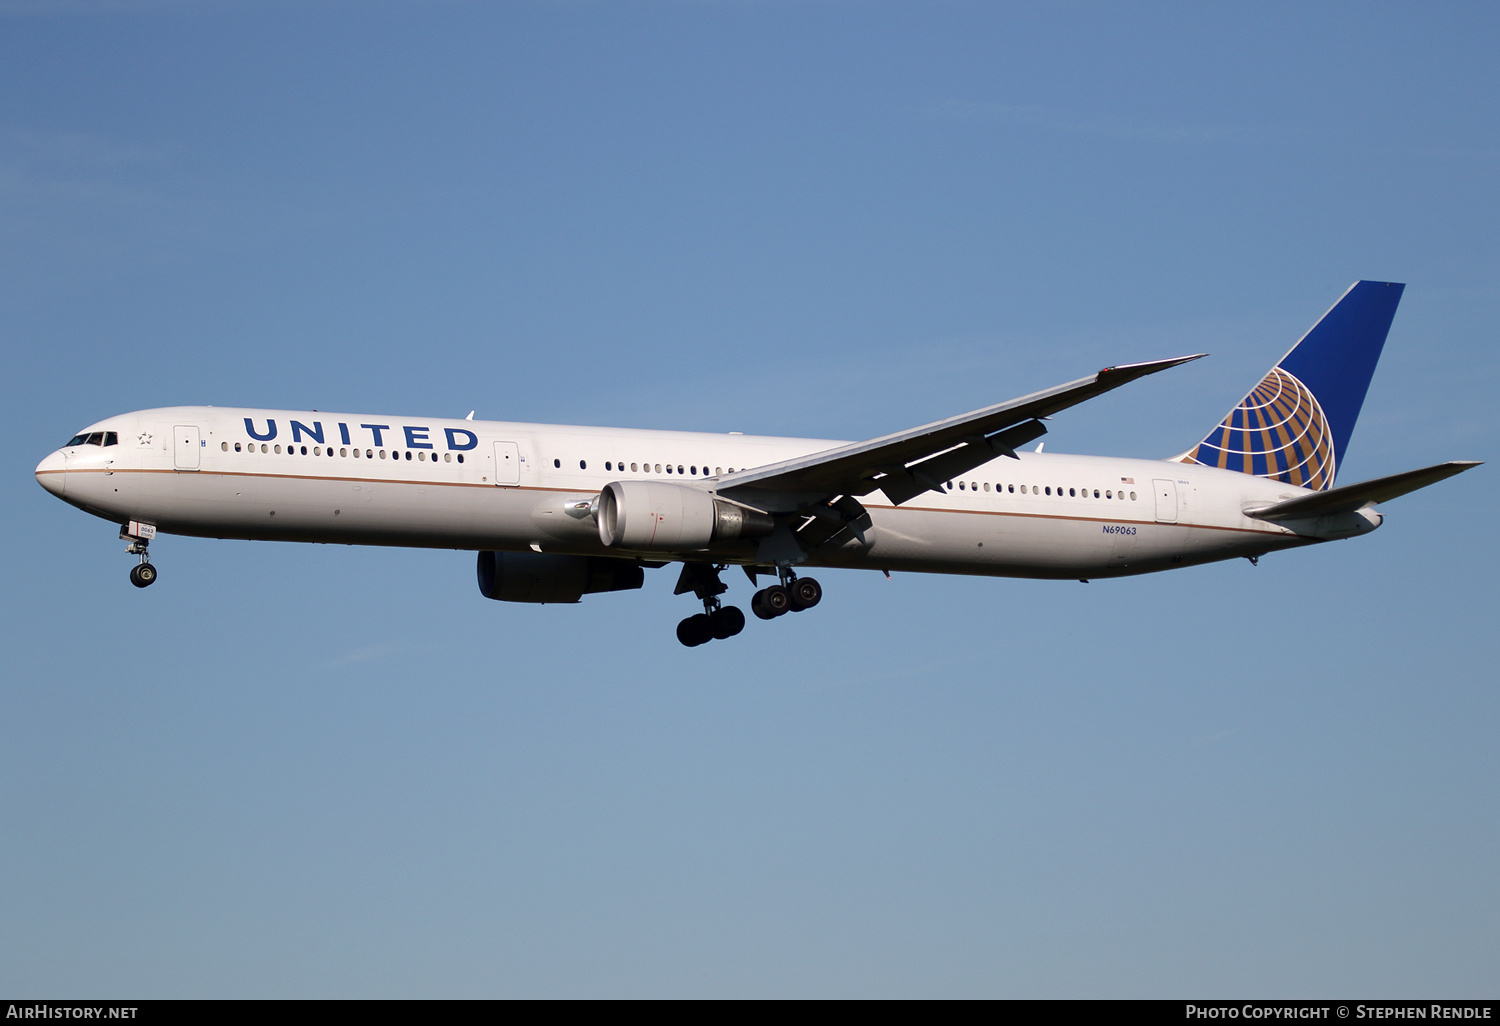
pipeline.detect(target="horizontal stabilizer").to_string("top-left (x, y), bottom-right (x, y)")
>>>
top-left (1245, 461), bottom-right (1481, 522)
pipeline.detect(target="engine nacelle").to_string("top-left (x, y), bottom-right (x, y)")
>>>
top-left (476, 551), bottom-right (645, 604)
top-left (596, 481), bottom-right (775, 551)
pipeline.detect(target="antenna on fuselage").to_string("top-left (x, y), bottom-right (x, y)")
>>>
top-left (465, 411), bottom-right (474, 420)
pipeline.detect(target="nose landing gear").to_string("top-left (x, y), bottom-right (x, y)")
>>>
top-left (121, 522), bottom-right (158, 588)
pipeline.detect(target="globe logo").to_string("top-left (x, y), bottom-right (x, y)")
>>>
top-left (1184, 367), bottom-right (1335, 490)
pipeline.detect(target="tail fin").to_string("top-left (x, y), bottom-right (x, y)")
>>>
top-left (1177, 280), bottom-right (1405, 490)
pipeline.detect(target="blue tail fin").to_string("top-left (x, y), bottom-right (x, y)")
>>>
top-left (1178, 280), bottom-right (1404, 490)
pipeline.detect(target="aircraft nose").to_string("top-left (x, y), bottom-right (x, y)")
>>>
top-left (35, 450), bottom-right (67, 497)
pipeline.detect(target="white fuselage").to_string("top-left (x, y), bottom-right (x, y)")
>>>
top-left (35, 406), bottom-right (1372, 580)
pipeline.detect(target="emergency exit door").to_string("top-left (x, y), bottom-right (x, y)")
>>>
top-left (493, 441), bottom-right (520, 486)
top-left (173, 425), bottom-right (201, 471)
top-left (1152, 478), bottom-right (1178, 523)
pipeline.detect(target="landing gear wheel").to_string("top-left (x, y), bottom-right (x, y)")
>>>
top-left (710, 606), bottom-right (745, 639)
top-left (676, 613), bottom-right (713, 647)
top-left (752, 585), bottom-right (790, 619)
top-left (788, 577), bottom-right (822, 611)
top-left (129, 563), bottom-right (157, 588)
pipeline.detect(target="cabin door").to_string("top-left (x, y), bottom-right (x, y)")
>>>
top-left (1152, 479), bottom-right (1178, 523)
top-left (493, 441), bottom-right (520, 486)
top-left (173, 425), bottom-right (201, 471)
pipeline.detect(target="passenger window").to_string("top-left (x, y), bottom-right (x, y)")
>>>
top-left (716, 467), bottom-right (723, 476)
top-left (1093, 489), bottom-right (1100, 498)
top-left (605, 462), bottom-right (612, 471)
top-left (553, 458), bottom-right (560, 468)
top-left (379, 450), bottom-right (386, 459)
top-left (1069, 488), bottom-right (1075, 497)
top-left (690, 466), bottom-right (697, 475)
top-left (580, 460), bottom-right (586, 470)
top-left (667, 465), bottom-right (673, 474)
top-left (1008, 484), bottom-right (1014, 493)
top-left (444, 453), bottom-right (452, 462)
top-left (405, 451), bottom-right (412, 461)
top-left (314, 446), bottom-right (321, 456)
top-left (418, 451), bottom-right (426, 461)
top-left (958, 482), bottom-right (965, 490)
top-left (983, 482), bottom-right (990, 491)
top-left (655, 464), bottom-right (662, 473)
top-left (1130, 491), bottom-right (1136, 500)
top-left (457, 454), bottom-right (464, 463)
top-left (1045, 486), bottom-right (1051, 495)
top-left (222, 442), bottom-right (229, 451)
top-left (631, 463), bottom-right (638, 472)
top-left (274, 445), bottom-right (282, 454)
top-left (1105, 490), bottom-right (1112, 498)
top-left (340, 448), bottom-right (347, 457)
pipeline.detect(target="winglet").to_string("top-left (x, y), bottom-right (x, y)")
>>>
top-left (1098, 353), bottom-right (1207, 380)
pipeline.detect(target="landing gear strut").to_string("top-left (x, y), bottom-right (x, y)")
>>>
top-left (122, 523), bottom-right (158, 588)
top-left (751, 566), bottom-right (821, 620)
top-left (674, 564), bottom-right (745, 647)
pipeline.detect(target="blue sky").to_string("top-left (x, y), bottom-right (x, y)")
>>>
top-left (2, 1), bottom-right (1496, 997)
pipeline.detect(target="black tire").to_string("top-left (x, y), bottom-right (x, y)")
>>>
top-left (761, 584), bottom-right (790, 617)
top-left (129, 564), bottom-right (157, 589)
top-left (751, 590), bottom-right (776, 620)
top-left (711, 606), bottom-right (746, 639)
top-left (788, 577), bottom-right (822, 611)
top-left (676, 613), bottom-right (712, 647)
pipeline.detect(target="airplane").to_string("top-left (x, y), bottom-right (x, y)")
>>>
top-left (35, 281), bottom-right (1479, 647)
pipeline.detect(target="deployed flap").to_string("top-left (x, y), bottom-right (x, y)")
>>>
top-left (718, 355), bottom-right (1203, 508)
top-left (1245, 461), bottom-right (1481, 522)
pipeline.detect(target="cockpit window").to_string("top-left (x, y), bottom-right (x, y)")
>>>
top-left (65, 431), bottom-right (114, 446)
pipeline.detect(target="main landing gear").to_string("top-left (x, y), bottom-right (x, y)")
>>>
top-left (121, 523), bottom-right (158, 588)
top-left (750, 567), bottom-right (821, 620)
top-left (673, 564), bottom-right (824, 646)
top-left (674, 563), bottom-right (746, 647)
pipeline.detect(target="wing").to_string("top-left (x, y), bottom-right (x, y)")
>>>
top-left (717, 355), bottom-right (1205, 511)
top-left (1244, 460), bottom-right (1482, 522)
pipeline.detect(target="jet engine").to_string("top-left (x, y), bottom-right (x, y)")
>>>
top-left (596, 481), bottom-right (774, 550)
top-left (476, 551), bottom-right (645, 603)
